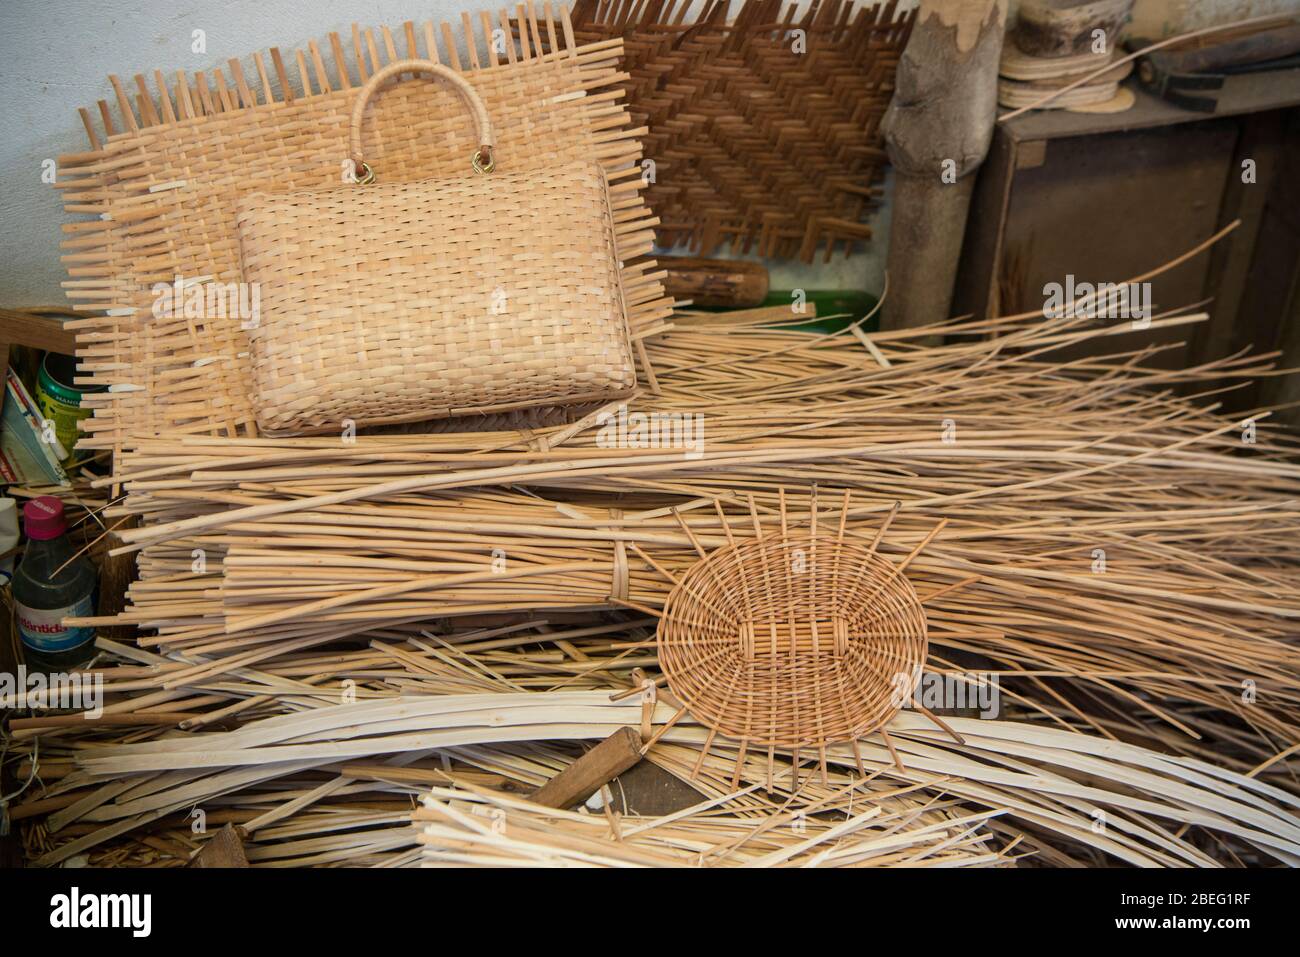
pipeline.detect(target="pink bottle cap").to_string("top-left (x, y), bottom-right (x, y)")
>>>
top-left (23, 496), bottom-right (66, 540)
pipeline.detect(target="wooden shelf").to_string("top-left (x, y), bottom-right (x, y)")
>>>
top-left (1003, 68), bottom-right (1300, 143)
top-left (0, 308), bottom-right (79, 357)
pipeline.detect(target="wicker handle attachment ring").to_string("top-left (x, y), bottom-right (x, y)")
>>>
top-left (348, 58), bottom-right (496, 184)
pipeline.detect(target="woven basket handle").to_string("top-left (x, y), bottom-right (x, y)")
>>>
top-left (348, 59), bottom-right (496, 181)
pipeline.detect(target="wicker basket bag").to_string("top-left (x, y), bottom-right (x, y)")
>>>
top-left (235, 59), bottom-right (637, 435)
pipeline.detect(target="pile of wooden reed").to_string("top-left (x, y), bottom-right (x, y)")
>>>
top-left (8, 238), bottom-right (1300, 866)
top-left (83, 300), bottom-right (1300, 753)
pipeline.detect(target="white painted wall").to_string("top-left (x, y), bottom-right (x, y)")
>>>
top-left (1128, 0), bottom-right (1299, 39)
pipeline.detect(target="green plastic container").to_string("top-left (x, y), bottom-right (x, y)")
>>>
top-left (36, 353), bottom-right (103, 464)
top-left (689, 289), bottom-right (881, 336)
top-left (762, 290), bottom-right (881, 335)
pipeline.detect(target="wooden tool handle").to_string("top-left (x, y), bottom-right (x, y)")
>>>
top-left (661, 256), bottom-right (770, 308)
top-left (1144, 23), bottom-right (1300, 75)
top-left (529, 726), bottom-right (643, 809)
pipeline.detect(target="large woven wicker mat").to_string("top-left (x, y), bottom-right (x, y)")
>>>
top-left (56, 4), bottom-right (673, 459)
top-left (563, 0), bottom-right (915, 260)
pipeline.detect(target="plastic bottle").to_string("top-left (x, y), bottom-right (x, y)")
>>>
top-left (12, 496), bottom-right (97, 672)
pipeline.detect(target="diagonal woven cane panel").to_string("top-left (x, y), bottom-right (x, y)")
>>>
top-left (556, 0), bottom-right (915, 260)
top-left (56, 5), bottom-right (673, 459)
top-left (658, 531), bottom-right (927, 748)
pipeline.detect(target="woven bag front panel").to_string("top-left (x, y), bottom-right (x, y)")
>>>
top-left (236, 160), bottom-right (634, 434)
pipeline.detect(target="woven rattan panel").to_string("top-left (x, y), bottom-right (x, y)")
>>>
top-left (559, 0), bottom-right (915, 260)
top-left (56, 5), bottom-right (673, 458)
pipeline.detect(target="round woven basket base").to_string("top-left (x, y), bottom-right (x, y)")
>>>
top-left (657, 532), bottom-right (928, 750)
